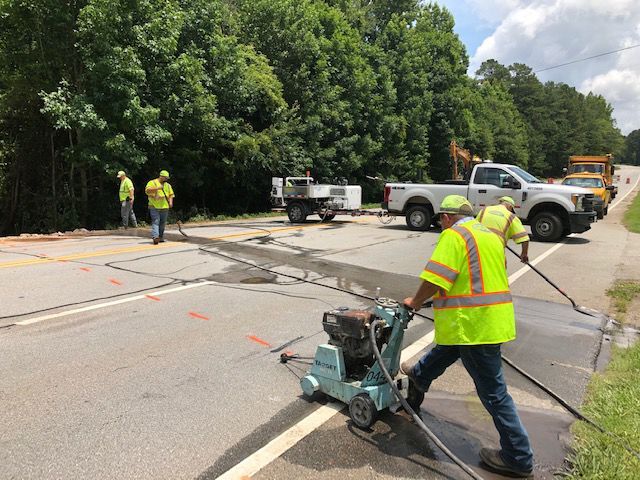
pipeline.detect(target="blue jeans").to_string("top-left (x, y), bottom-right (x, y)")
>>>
top-left (411, 344), bottom-right (533, 471)
top-left (120, 200), bottom-right (137, 228)
top-left (149, 208), bottom-right (168, 239)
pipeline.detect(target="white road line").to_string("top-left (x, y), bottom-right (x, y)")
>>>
top-left (607, 171), bottom-right (640, 213)
top-left (15, 281), bottom-right (214, 326)
top-left (216, 329), bottom-right (436, 480)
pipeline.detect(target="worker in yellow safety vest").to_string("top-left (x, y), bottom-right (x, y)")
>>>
top-left (402, 195), bottom-right (534, 478)
top-left (145, 170), bottom-right (175, 245)
top-left (477, 196), bottom-right (530, 263)
top-left (117, 170), bottom-right (137, 229)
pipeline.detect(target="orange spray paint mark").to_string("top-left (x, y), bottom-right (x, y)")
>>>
top-left (79, 267), bottom-right (91, 272)
top-left (188, 311), bottom-right (210, 321)
top-left (109, 279), bottom-right (122, 286)
top-left (145, 295), bottom-right (161, 301)
top-left (247, 335), bottom-right (271, 348)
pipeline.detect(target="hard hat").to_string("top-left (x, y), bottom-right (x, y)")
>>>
top-left (116, 170), bottom-right (126, 178)
top-left (498, 196), bottom-right (516, 207)
top-left (159, 170), bottom-right (170, 179)
top-left (440, 195), bottom-right (473, 215)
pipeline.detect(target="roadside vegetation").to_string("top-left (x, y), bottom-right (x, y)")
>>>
top-left (568, 195), bottom-right (640, 479)
top-left (0, 0), bottom-right (627, 235)
top-left (622, 190), bottom-right (640, 233)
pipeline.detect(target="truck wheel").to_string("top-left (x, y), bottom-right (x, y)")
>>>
top-left (405, 205), bottom-right (431, 231)
top-left (287, 203), bottom-right (307, 223)
top-left (604, 205), bottom-right (609, 216)
top-left (531, 212), bottom-right (563, 242)
top-left (321, 213), bottom-right (336, 222)
top-left (349, 393), bottom-right (377, 429)
top-left (597, 209), bottom-right (604, 220)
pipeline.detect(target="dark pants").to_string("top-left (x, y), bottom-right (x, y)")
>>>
top-left (149, 207), bottom-right (168, 239)
top-left (411, 343), bottom-right (534, 471)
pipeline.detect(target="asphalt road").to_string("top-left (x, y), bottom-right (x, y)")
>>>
top-left (1, 165), bottom-right (638, 479)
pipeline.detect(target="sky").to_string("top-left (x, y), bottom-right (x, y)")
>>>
top-left (433, 0), bottom-right (640, 135)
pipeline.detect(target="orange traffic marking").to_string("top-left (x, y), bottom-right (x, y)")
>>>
top-left (109, 279), bottom-right (122, 286)
top-left (145, 295), bottom-right (161, 301)
top-left (247, 335), bottom-right (271, 348)
top-left (79, 267), bottom-right (91, 272)
top-left (188, 311), bottom-right (209, 320)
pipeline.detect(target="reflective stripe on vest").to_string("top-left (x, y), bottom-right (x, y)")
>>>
top-left (450, 225), bottom-right (484, 294)
top-left (434, 291), bottom-right (512, 309)
top-left (502, 211), bottom-right (516, 236)
top-left (424, 260), bottom-right (459, 283)
top-left (512, 231), bottom-right (529, 240)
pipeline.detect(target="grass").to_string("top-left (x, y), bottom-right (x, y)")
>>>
top-left (622, 190), bottom-right (640, 233)
top-left (567, 343), bottom-right (640, 479)
top-left (606, 280), bottom-right (640, 322)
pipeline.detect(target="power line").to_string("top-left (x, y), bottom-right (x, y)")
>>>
top-left (534, 43), bottom-right (640, 73)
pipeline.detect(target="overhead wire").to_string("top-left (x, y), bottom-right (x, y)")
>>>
top-left (534, 43), bottom-right (640, 73)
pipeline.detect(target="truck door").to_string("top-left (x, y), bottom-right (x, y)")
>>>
top-left (468, 167), bottom-right (524, 214)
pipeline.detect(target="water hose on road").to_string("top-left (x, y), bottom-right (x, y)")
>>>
top-left (369, 318), bottom-right (486, 480)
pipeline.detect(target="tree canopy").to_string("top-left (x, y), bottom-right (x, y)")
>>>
top-left (0, 0), bottom-right (628, 234)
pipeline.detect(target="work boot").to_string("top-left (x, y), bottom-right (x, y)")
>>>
top-left (153, 237), bottom-right (159, 245)
top-left (400, 361), bottom-right (426, 393)
top-left (158, 237), bottom-right (165, 243)
top-left (479, 448), bottom-right (533, 478)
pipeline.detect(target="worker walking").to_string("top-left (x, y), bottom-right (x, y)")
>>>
top-left (117, 171), bottom-right (137, 228)
top-left (477, 196), bottom-right (530, 263)
top-left (402, 195), bottom-right (534, 478)
top-left (145, 170), bottom-right (174, 245)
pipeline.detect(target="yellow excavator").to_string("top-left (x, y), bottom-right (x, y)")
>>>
top-left (450, 140), bottom-right (483, 181)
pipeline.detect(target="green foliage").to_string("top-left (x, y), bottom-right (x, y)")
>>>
top-left (0, 0), bottom-right (629, 234)
top-left (620, 129), bottom-right (640, 165)
top-left (622, 191), bottom-right (640, 234)
top-left (568, 342), bottom-right (640, 479)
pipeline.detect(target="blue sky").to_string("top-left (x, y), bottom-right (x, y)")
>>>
top-left (430, 0), bottom-right (640, 134)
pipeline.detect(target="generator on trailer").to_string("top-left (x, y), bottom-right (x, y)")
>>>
top-left (271, 176), bottom-right (391, 223)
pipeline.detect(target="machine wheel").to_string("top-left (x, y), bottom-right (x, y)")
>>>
top-left (287, 202), bottom-right (308, 223)
top-left (405, 205), bottom-right (432, 231)
top-left (530, 212), bottom-right (563, 242)
top-left (405, 384), bottom-right (425, 414)
top-left (321, 213), bottom-right (336, 222)
top-left (349, 393), bottom-right (378, 429)
top-left (604, 205), bottom-right (609, 216)
top-left (597, 209), bottom-right (604, 220)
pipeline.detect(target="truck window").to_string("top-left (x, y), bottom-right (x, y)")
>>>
top-left (473, 167), bottom-right (514, 187)
top-left (570, 164), bottom-right (604, 175)
top-left (562, 177), bottom-right (603, 188)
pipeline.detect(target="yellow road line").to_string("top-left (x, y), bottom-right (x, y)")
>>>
top-left (0, 218), bottom-right (375, 269)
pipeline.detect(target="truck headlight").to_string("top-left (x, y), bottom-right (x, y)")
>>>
top-left (571, 194), bottom-right (584, 211)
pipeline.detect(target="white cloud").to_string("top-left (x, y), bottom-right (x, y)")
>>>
top-left (467, 0), bottom-right (640, 134)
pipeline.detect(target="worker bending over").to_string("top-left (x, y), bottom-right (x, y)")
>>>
top-left (402, 195), bottom-right (534, 478)
top-left (477, 196), bottom-right (530, 263)
top-left (145, 170), bottom-right (175, 245)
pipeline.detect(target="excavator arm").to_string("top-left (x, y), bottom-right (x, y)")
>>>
top-left (450, 140), bottom-right (480, 180)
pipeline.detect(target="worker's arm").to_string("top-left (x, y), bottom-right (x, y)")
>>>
top-left (403, 280), bottom-right (440, 311)
top-left (128, 187), bottom-right (135, 203)
top-left (520, 240), bottom-right (529, 263)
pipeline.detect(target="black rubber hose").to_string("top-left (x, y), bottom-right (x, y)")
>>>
top-left (369, 318), bottom-right (485, 480)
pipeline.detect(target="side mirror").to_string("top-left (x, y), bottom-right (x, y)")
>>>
top-left (606, 185), bottom-right (615, 191)
top-left (562, 167), bottom-right (567, 174)
top-left (501, 177), bottom-right (521, 189)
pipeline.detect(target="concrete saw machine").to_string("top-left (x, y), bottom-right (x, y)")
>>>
top-left (300, 297), bottom-right (424, 428)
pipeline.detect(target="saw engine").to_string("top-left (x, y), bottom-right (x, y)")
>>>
top-left (322, 308), bottom-right (391, 378)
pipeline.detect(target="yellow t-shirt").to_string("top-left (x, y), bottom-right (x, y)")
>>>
top-left (119, 178), bottom-right (134, 202)
top-left (145, 179), bottom-right (174, 209)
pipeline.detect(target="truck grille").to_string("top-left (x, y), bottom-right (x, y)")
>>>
top-left (582, 193), bottom-right (595, 212)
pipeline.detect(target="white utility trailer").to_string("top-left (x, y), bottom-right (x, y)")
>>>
top-left (271, 176), bottom-right (387, 223)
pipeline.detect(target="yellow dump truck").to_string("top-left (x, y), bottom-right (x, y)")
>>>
top-left (566, 155), bottom-right (618, 199)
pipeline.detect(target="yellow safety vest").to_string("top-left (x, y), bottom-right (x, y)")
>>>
top-left (420, 219), bottom-right (515, 345)
top-left (146, 179), bottom-right (174, 209)
top-left (476, 205), bottom-right (529, 245)
top-left (119, 177), bottom-right (134, 202)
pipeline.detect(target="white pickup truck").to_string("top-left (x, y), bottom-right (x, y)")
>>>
top-left (383, 163), bottom-right (597, 242)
